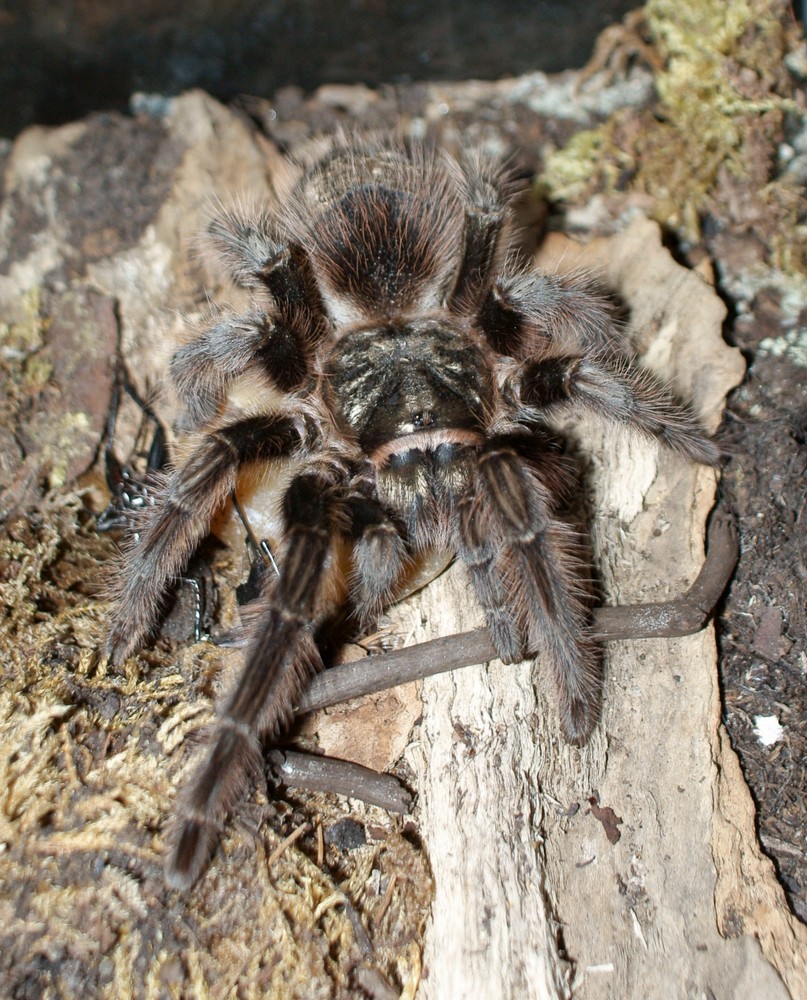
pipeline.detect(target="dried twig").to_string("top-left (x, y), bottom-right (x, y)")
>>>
top-left (297, 511), bottom-right (738, 715)
top-left (265, 820), bottom-right (310, 867)
top-left (268, 749), bottom-right (414, 813)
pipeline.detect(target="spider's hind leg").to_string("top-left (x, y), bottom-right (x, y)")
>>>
top-left (477, 267), bottom-right (719, 464)
top-left (516, 352), bottom-right (721, 465)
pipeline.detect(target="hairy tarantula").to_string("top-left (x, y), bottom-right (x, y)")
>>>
top-left (105, 135), bottom-right (719, 890)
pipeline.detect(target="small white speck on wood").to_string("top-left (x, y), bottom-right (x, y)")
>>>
top-left (753, 714), bottom-right (784, 747)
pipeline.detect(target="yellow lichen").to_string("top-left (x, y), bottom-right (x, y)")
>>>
top-left (0, 286), bottom-right (47, 355)
top-left (43, 411), bottom-right (92, 489)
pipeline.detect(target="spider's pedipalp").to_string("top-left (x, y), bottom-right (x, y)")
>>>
top-left (517, 352), bottom-right (721, 465)
top-left (105, 413), bottom-right (304, 665)
top-left (455, 492), bottom-right (524, 664)
top-left (164, 465), bottom-right (345, 889)
top-left (347, 490), bottom-right (409, 626)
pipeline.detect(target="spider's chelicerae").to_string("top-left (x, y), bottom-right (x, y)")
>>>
top-left (106, 135), bottom-right (719, 889)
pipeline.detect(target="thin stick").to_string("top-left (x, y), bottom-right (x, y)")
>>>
top-left (265, 820), bottom-right (310, 867)
top-left (297, 511), bottom-right (738, 716)
top-left (267, 749), bottom-right (414, 814)
top-left (374, 873), bottom-right (397, 926)
top-left (231, 491), bottom-right (280, 576)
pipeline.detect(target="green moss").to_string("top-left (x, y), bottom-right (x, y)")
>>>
top-left (23, 354), bottom-right (53, 390)
top-left (537, 130), bottom-right (614, 203)
top-left (542, 0), bottom-right (804, 274)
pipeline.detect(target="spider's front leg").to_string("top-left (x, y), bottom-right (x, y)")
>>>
top-left (105, 413), bottom-right (304, 665)
top-left (457, 438), bottom-right (601, 746)
top-left (165, 463), bottom-right (348, 889)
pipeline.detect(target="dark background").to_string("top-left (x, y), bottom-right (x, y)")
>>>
top-left (0, 0), bottom-right (638, 138)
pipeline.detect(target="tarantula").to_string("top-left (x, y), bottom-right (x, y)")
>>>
top-left (105, 135), bottom-right (718, 890)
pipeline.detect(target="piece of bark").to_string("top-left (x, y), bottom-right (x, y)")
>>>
top-left (0, 288), bottom-right (118, 514)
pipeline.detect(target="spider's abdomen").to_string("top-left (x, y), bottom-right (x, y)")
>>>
top-left (326, 321), bottom-right (492, 459)
top-left (315, 186), bottom-right (450, 314)
top-left (294, 150), bottom-right (464, 325)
